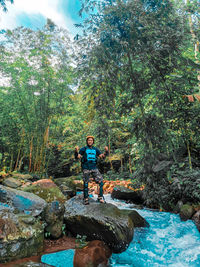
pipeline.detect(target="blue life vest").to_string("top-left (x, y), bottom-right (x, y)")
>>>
top-left (79, 146), bottom-right (101, 170)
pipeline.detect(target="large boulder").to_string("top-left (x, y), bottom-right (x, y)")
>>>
top-left (64, 195), bottom-right (134, 253)
top-left (73, 240), bottom-right (111, 267)
top-left (22, 179), bottom-right (66, 203)
top-left (0, 208), bottom-right (44, 263)
top-left (111, 186), bottom-right (144, 204)
top-left (0, 185), bottom-right (47, 216)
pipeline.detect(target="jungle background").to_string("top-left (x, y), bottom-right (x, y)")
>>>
top-left (0, 0), bottom-right (200, 211)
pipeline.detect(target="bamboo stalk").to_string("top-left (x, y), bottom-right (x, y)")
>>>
top-left (15, 129), bottom-right (25, 171)
top-left (128, 144), bottom-right (132, 174)
top-left (121, 158), bottom-right (123, 173)
top-left (34, 137), bottom-right (40, 172)
top-left (186, 140), bottom-right (192, 170)
top-left (9, 150), bottom-right (13, 172)
top-left (18, 156), bottom-right (24, 171)
top-left (108, 135), bottom-right (113, 170)
top-left (187, 0), bottom-right (200, 91)
top-left (41, 124), bottom-right (50, 174)
top-left (29, 136), bottom-right (33, 172)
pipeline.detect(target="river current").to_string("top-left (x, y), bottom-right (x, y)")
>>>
top-left (104, 195), bottom-right (200, 267)
top-left (42, 194), bottom-right (200, 267)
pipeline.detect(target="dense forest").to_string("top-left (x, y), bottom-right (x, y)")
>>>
top-left (0, 0), bottom-right (200, 211)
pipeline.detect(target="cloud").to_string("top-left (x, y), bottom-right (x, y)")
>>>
top-left (0, 0), bottom-right (75, 34)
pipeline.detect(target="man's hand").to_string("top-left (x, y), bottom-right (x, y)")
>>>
top-left (77, 154), bottom-right (82, 159)
top-left (99, 147), bottom-right (109, 159)
top-left (75, 146), bottom-right (82, 159)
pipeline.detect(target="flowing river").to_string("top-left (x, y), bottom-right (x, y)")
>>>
top-left (104, 195), bottom-right (200, 267)
top-left (42, 194), bottom-right (200, 267)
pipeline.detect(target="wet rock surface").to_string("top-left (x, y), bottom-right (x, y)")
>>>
top-left (64, 195), bottom-right (134, 253)
top-left (121, 209), bottom-right (150, 228)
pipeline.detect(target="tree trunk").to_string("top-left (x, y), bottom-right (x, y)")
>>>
top-left (29, 136), bottom-right (33, 172)
top-left (187, 0), bottom-right (200, 91)
top-left (128, 144), bottom-right (132, 174)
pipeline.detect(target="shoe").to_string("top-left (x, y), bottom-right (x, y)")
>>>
top-left (97, 196), bottom-right (106, 203)
top-left (83, 198), bottom-right (89, 205)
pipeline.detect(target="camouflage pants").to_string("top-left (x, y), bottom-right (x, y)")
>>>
top-left (83, 168), bottom-right (103, 183)
top-left (83, 169), bottom-right (103, 198)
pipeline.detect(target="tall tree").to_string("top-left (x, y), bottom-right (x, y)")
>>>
top-left (0, 20), bottom-right (74, 174)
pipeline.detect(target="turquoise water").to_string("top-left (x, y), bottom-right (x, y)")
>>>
top-left (41, 249), bottom-right (74, 267)
top-left (42, 194), bottom-right (200, 267)
top-left (104, 195), bottom-right (200, 267)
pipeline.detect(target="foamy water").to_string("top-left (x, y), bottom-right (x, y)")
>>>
top-left (104, 195), bottom-right (200, 267)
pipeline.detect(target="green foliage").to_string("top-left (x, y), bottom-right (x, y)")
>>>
top-left (0, 21), bottom-right (74, 174)
top-left (62, 224), bottom-right (66, 235)
top-left (72, 0), bottom-right (200, 209)
top-left (0, 1), bottom-right (200, 209)
top-left (171, 169), bottom-right (200, 204)
top-left (75, 234), bottom-right (88, 249)
top-left (44, 231), bottom-right (51, 238)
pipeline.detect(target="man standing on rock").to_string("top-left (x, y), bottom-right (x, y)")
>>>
top-left (75, 136), bottom-right (109, 205)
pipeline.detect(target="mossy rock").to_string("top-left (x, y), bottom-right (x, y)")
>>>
top-left (22, 184), bottom-right (66, 203)
top-left (180, 204), bottom-right (195, 221)
top-left (0, 211), bottom-right (44, 263)
top-left (53, 177), bottom-right (77, 191)
top-left (2, 177), bottom-right (22, 188)
top-left (11, 172), bottom-right (33, 180)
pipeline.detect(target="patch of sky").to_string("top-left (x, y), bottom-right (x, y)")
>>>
top-left (60, 0), bottom-right (82, 22)
top-left (16, 13), bottom-right (46, 30)
top-left (59, 0), bottom-right (89, 37)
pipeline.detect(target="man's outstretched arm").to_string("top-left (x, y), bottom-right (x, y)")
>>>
top-left (74, 146), bottom-right (82, 159)
top-left (99, 146), bottom-right (109, 159)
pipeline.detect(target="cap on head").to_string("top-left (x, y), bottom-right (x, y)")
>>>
top-left (86, 135), bottom-right (94, 144)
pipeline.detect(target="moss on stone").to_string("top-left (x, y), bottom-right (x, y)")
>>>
top-left (180, 204), bottom-right (195, 221)
top-left (22, 184), bottom-right (66, 203)
top-left (53, 177), bottom-right (77, 191)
